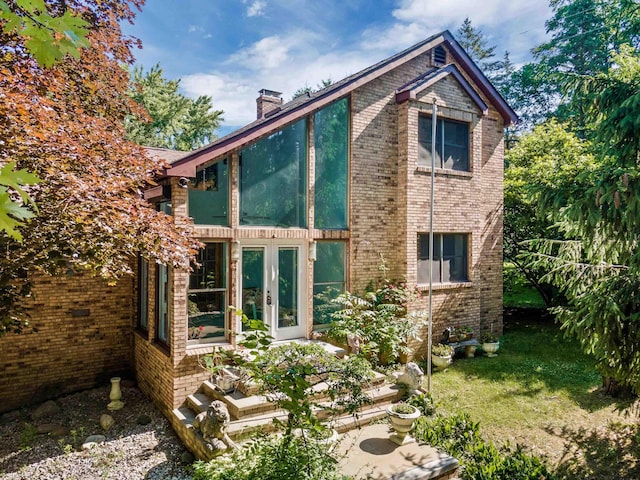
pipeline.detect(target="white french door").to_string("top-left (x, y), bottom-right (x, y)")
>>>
top-left (237, 240), bottom-right (307, 341)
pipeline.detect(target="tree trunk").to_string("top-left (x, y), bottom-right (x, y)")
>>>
top-left (602, 376), bottom-right (635, 398)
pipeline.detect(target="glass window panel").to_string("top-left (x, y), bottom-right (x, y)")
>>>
top-left (189, 160), bottom-right (229, 225)
top-left (313, 241), bottom-right (346, 327)
top-left (242, 248), bottom-right (264, 328)
top-left (138, 257), bottom-right (149, 331)
top-left (314, 99), bottom-right (348, 229)
top-left (156, 264), bottom-right (169, 343)
top-left (188, 291), bottom-right (226, 342)
top-left (417, 233), bottom-right (467, 284)
top-left (278, 248), bottom-right (298, 328)
top-left (240, 120), bottom-right (307, 227)
top-left (188, 243), bottom-right (227, 345)
top-left (418, 117), bottom-right (468, 171)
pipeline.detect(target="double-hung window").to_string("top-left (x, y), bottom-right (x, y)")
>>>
top-left (418, 116), bottom-right (469, 171)
top-left (417, 233), bottom-right (469, 284)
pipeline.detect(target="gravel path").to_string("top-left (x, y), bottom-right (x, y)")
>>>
top-left (0, 383), bottom-right (194, 480)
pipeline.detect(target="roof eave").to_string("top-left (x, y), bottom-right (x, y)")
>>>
top-left (442, 32), bottom-right (518, 126)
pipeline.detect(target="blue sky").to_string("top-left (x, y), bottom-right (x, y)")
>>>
top-left (123, 0), bottom-right (552, 133)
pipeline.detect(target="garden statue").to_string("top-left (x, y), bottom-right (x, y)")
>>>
top-left (396, 362), bottom-right (424, 394)
top-left (347, 333), bottom-right (361, 354)
top-left (193, 400), bottom-right (236, 453)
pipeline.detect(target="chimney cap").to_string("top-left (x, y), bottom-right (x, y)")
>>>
top-left (258, 89), bottom-right (282, 98)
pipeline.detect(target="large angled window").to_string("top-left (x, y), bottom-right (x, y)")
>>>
top-left (188, 243), bottom-right (227, 345)
top-left (314, 98), bottom-right (348, 229)
top-left (240, 119), bottom-right (307, 227)
top-left (418, 116), bottom-right (469, 171)
top-left (189, 159), bottom-right (229, 225)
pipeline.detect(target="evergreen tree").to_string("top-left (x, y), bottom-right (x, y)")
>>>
top-left (126, 64), bottom-right (223, 151)
top-left (456, 18), bottom-right (503, 80)
top-left (527, 47), bottom-right (640, 395)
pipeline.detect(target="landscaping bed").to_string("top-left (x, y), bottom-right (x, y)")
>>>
top-left (0, 382), bottom-right (193, 480)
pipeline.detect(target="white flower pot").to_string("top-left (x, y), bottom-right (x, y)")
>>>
top-left (387, 405), bottom-right (421, 445)
top-left (482, 342), bottom-right (500, 357)
top-left (431, 354), bottom-right (453, 369)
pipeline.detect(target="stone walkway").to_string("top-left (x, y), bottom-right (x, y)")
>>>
top-left (338, 423), bottom-right (459, 480)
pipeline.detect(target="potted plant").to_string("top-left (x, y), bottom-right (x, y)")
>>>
top-left (386, 403), bottom-right (421, 445)
top-left (481, 332), bottom-right (500, 357)
top-left (431, 343), bottom-right (454, 369)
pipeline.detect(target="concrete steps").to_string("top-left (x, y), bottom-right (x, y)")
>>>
top-left (170, 372), bottom-right (459, 479)
top-left (170, 367), bottom-right (402, 459)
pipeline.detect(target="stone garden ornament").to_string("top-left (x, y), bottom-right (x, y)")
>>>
top-left (396, 362), bottom-right (424, 395)
top-left (193, 400), bottom-right (236, 454)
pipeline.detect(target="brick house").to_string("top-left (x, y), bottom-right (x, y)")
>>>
top-left (0, 30), bottom-right (515, 417)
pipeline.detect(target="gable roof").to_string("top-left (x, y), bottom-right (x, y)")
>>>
top-left (395, 64), bottom-right (489, 114)
top-left (165, 30), bottom-right (517, 178)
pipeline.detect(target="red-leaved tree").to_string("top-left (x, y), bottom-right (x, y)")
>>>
top-left (0, 0), bottom-right (200, 333)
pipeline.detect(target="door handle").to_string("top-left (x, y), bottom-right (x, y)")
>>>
top-left (266, 290), bottom-right (272, 306)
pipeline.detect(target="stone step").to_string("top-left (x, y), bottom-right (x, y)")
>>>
top-left (201, 370), bottom-right (388, 421)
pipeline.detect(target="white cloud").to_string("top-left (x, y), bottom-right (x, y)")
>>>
top-left (181, 30), bottom-right (377, 126)
top-left (179, 0), bottom-right (552, 128)
top-left (247, 0), bottom-right (267, 17)
top-left (364, 0), bottom-right (551, 64)
top-left (225, 35), bottom-right (291, 71)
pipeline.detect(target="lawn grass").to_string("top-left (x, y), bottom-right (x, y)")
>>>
top-left (503, 262), bottom-right (547, 309)
top-left (428, 321), bottom-right (640, 479)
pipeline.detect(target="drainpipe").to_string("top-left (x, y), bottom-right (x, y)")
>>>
top-left (427, 98), bottom-right (437, 394)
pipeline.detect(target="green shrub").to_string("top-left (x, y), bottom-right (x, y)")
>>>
top-left (407, 392), bottom-right (436, 417)
top-left (326, 279), bottom-right (422, 365)
top-left (413, 413), bottom-right (555, 480)
top-left (192, 433), bottom-right (353, 480)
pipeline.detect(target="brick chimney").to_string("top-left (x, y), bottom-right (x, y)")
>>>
top-left (256, 89), bottom-right (283, 119)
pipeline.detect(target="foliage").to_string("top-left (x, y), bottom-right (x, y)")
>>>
top-left (431, 343), bottom-right (454, 357)
top-left (125, 64), bottom-right (223, 151)
top-left (504, 119), bottom-right (595, 307)
top-left (457, 18), bottom-right (504, 80)
top-left (0, 162), bottom-right (39, 241)
top-left (192, 433), bottom-right (353, 480)
top-left (529, 0), bottom-right (640, 131)
top-left (253, 342), bottom-right (374, 435)
top-left (390, 402), bottom-right (417, 414)
top-left (202, 309), bottom-right (374, 438)
top-left (406, 392), bottom-right (436, 417)
top-left (414, 413), bottom-right (555, 480)
top-left (0, 0), bottom-right (90, 67)
top-left (0, 0), bottom-right (201, 333)
top-left (525, 47), bottom-right (640, 394)
top-left (19, 422), bottom-right (37, 450)
top-left (291, 78), bottom-right (332, 100)
top-left (503, 263), bottom-right (547, 309)
top-left (326, 278), bottom-right (422, 365)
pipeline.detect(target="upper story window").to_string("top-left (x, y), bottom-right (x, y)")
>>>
top-left (417, 233), bottom-right (469, 284)
top-left (189, 159), bottom-right (229, 226)
top-left (240, 119), bottom-right (307, 227)
top-left (188, 243), bottom-right (227, 345)
top-left (314, 98), bottom-right (349, 230)
top-left (418, 116), bottom-right (469, 171)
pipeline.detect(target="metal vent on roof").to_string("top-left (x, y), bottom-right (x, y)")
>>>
top-left (433, 46), bottom-right (446, 66)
